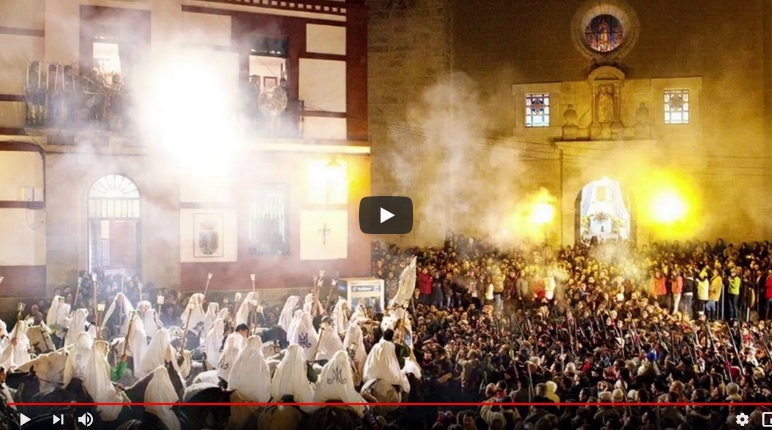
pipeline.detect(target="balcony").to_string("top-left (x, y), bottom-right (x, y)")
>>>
top-left (22, 69), bottom-right (306, 147)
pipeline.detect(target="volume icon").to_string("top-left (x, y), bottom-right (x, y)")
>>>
top-left (77, 412), bottom-right (94, 427)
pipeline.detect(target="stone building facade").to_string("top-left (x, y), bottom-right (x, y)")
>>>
top-left (369, 0), bottom-right (772, 246)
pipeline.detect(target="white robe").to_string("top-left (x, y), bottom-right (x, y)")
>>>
top-left (126, 314), bottom-right (149, 368)
top-left (363, 339), bottom-right (410, 393)
top-left (5, 321), bottom-right (32, 368)
top-left (47, 296), bottom-right (70, 338)
top-left (228, 336), bottom-right (271, 402)
top-left (289, 312), bottom-right (319, 362)
top-left (313, 350), bottom-right (367, 417)
top-left (217, 333), bottom-right (244, 383)
top-left (205, 318), bottom-right (225, 369)
top-left (343, 324), bottom-right (367, 382)
top-left (102, 293), bottom-right (135, 336)
top-left (64, 332), bottom-right (93, 386)
top-left (349, 303), bottom-right (368, 326)
top-left (303, 293), bottom-right (323, 315)
top-left (66, 308), bottom-right (91, 347)
top-left (286, 310), bottom-right (304, 346)
top-left (180, 294), bottom-right (206, 331)
top-left (236, 292), bottom-right (260, 327)
top-left (316, 326), bottom-right (344, 362)
top-left (270, 344), bottom-right (315, 410)
top-left (84, 345), bottom-right (124, 421)
top-left (278, 296), bottom-right (300, 330)
top-left (203, 303), bottom-right (220, 337)
top-left (331, 299), bottom-right (349, 335)
top-left (146, 366), bottom-right (181, 430)
top-left (138, 329), bottom-right (178, 379)
top-left (138, 301), bottom-right (160, 339)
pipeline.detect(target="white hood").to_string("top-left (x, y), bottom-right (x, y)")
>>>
top-left (138, 329), bottom-right (178, 379)
top-left (146, 366), bottom-right (181, 430)
top-left (228, 336), bottom-right (271, 402)
top-left (363, 338), bottom-right (410, 392)
top-left (217, 333), bottom-right (244, 382)
top-left (278, 296), bottom-right (300, 330)
top-left (313, 350), bottom-right (367, 417)
top-left (270, 344), bottom-right (315, 404)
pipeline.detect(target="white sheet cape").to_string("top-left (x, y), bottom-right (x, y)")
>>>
top-left (363, 338), bottom-right (410, 393)
top-left (228, 336), bottom-right (271, 402)
top-left (313, 350), bottom-right (367, 417)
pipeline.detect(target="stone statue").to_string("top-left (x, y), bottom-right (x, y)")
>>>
top-left (563, 104), bottom-right (578, 127)
top-left (635, 102), bottom-right (651, 138)
top-left (597, 86), bottom-right (614, 123)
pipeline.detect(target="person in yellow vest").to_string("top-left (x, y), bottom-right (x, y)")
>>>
top-left (707, 269), bottom-right (723, 320)
top-left (727, 267), bottom-right (741, 320)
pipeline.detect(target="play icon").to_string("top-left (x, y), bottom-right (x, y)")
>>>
top-left (20, 413), bottom-right (30, 426)
top-left (359, 196), bottom-right (413, 234)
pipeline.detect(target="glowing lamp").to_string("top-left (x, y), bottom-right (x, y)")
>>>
top-left (97, 302), bottom-right (105, 312)
top-left (530, 203), bottom-right (555, 224)
top-left (234, 292), bottom-right (242, 302)
top-left (92, 273), bottom-right (97, 282)
top-left (207, 273), bottom-right (213, 280)
top-left (157, 295), bottom-right (165, 305)
top-left (250, 274), bottom-right (256, 282)
top-left (651, 190), bottom-right (687, 223)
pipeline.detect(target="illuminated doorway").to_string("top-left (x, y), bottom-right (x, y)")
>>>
top-left (576, 178), bottom-right (632, 242)
top-left (88, 175), bottom-right (140, 276)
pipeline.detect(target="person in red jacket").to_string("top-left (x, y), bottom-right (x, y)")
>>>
top-left (651, 270), bottom-right (667, 308)
top-left (417, 266), bottom-right (433, 305)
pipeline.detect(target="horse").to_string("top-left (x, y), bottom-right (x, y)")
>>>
top-left (26, 325), bottom-right (56, 355)
top-left (259, 326), bottom-right (288, 349)
top-left (14, 349), bottom-right (67, 392)
top-left (256, 395), bottom-right (306, 430)
top-left (305, 403), bottom-right (364, 430)
top-left (180, 384), bottom-right (233, 430)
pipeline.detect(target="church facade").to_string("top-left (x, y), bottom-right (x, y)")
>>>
top-left (0, 0), bottom-right (370, 302)
top-left (369, 0), bottom-right (772, 246)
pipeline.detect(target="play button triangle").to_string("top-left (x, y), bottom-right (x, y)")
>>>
top-left (380, 207), bottom-right (395, 223)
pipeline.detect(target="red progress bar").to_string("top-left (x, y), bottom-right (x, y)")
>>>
top-left (8, 402), bottom-right (772, 407)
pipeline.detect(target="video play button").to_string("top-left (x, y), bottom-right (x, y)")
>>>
top-left (20, 413), bottom-right (30, 426)
top-left (359, 196), bottom-right (413, 234)
top-left (380, 208), bottom-right (395, 223)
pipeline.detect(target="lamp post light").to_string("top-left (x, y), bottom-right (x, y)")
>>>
top-left (96, 302), bottom-right (106, 339)
top-left (157, 294), bottom-right (165, 314)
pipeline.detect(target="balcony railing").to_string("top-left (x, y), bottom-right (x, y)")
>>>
top-left (23, 64), bottom-right (305, 143)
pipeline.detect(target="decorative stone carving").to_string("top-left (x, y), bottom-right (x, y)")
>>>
top-left (634, 102), bottom-right (651, 138)
top-left (588, 66), bottom-right (624, 140)
top-left (562, 104), bottom-right (579, 140)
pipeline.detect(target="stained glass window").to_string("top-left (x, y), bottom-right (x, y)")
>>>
top-left (525, 93), bottom-right (550, 127)
top-left (664, 89), bottom-right (690, 124)
top-left (584, 15), bottom-right (624, 53)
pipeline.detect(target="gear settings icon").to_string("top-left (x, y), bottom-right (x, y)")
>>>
top-left (736, 412), bottom-right (750, 427)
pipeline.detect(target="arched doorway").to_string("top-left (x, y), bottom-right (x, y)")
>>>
top-left (575, 177), bottom-right (632, 242)
top-left (88, 175), bottom-right (141, 276)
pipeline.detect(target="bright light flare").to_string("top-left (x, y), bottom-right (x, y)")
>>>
top-left (530, 203), bottom-right (555, 225)
top-left (651, 189), bottom-right (687, 223)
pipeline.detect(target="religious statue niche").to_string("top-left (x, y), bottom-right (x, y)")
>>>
top-left (587, 65), bottom-right (625, 140)
top-left (596, 85), bottom-right (615, 124)
top-left (584, 15), bottom-right (624, 53)
top-left (578, 178), bottom-right (631, 242)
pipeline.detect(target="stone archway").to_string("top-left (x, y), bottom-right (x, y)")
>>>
top-left (87, 174), bottom-right (141, 276)
top-left (575, 177), bottom-right (633, 242)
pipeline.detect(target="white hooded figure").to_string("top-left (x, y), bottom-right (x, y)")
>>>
top-left (126, 313), bottom-right (149, 369)
top-left (235, 292), bottom-right (260, 327)
top-left (286, 309), bottom-right (304, 345)
top-left (270, 344), bottom-right (315, 410)
top-left (47, 296), bottom-right (71, 338)
top-left (363, 337), bottom-right (410, 393)
top-left (63, 332), bottom-right (93, 387)
top-left (349, 301), bottom-right (369, 326)
top-left (65, 308), bottom-right (91, 347)
top-left (228, 336), bottom-right (271, 402)
top-left (138, 329), bottom-right (179, 379)
top-left (203, 302), bottom-right (220, 337)
top-left (0, 319), bottom-right (8, 351)
top-left (138, 300), bottom-right (160, 339)
top-left (316, 320), bottom-right (344, 362)
top-left (84, 340), bottom-right (124, 421)
top-left (303, 293), bottom-right (323, 315)
top-left (145, 366), bottom-right (181, 430)
top-left (102, 293), bottom-right (135, 336)
top-left (343, 324), bottom-right (367, 385)
top-left (331, 298), bottom-right (350, 335)
top-left (217, 333), bottom-right (244, 384)
top-left (205, 318), bottom-right (226, 369)
top-left (180, 293), bottom-right (206, 330)
top-left (5, 320), bottom-right (32, 368)
top-left (313, 350), bottom-right (368, 417)
top-left (289, 312), bottom-right (319, 362)
top-left (278, 296), bottom-right (300, 330)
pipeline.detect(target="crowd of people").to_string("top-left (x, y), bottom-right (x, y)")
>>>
top-left (369, 234), bottom-right (772, 430)
top-left (1, 233), bottom-right (772, 430)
